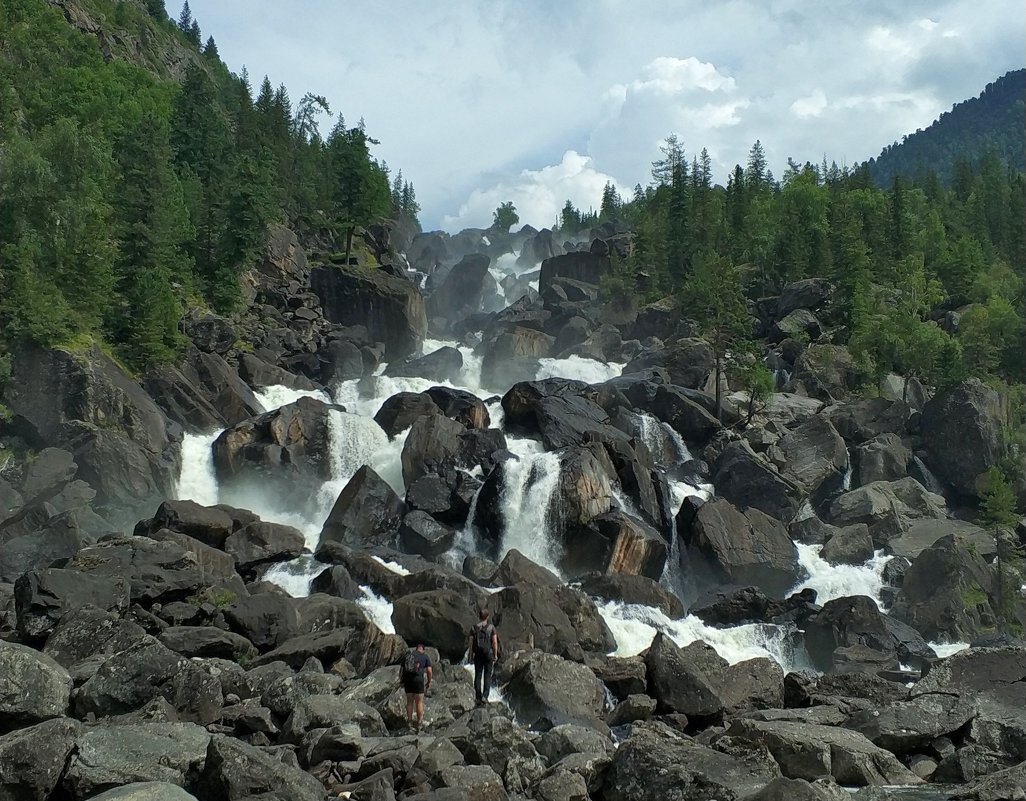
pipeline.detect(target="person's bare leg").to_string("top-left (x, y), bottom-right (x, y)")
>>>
top-left (406, 693), bottom-right (415, 726)
top-left (415, 694), bottom-right (425, 727)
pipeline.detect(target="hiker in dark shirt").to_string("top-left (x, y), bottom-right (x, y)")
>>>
top-left (401, 643), bottom-right (432, 729)
top-left (467, 609), bottom-right (499, 705)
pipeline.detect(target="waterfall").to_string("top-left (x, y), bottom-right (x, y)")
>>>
top-left (535, 356), bottom-right (623, 384)
top-left (791, 543), bottom-right (893, 608)
top-left (175, 432), bottom-right (220, 506)
top-left (254, 385), bottom-right (330, 412)
top-left (497, 449), bottom-right (563, 575)
top-left (597, 600), bottom-right (805, 671)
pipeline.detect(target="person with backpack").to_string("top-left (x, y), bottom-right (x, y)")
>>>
top-left (400, 643), bottom-right (432, 729)
top-left (467, 609), bottom-right (499, 705)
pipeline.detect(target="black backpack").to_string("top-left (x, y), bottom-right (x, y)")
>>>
top-left (402, 649), bottom-right (421, 679)
top-left (473, 622), bottom-right (495, 658)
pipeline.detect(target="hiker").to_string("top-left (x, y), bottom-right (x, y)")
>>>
top-left (467, 609), bottom-right (499, 705)
top-left (400, 643), bottom-right (432, 729)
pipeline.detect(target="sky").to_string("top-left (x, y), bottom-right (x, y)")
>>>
top-left (182, 0), bottom-right (1024, 231)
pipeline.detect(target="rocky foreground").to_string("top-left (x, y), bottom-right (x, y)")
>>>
top-left (2, 506), bottom-right (1026, 801)
top-left (2, 223), bottom-right (1026, 800)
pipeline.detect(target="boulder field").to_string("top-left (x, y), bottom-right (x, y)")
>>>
top-left (1, 223), bottom-right (1024, 801)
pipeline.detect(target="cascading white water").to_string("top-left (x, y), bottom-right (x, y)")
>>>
top-left (497, 447), bottom-right (563, 575)
top-left (791, 542), bottom-right (892, 607)
top-left (254, 385), bottom-right (330, 411)
top-left (176, 432), bottom-right (220, 506)
top-left (535, 356), bottom-right (623, 384)
top-left (598, 600), bottom-right (804, 671)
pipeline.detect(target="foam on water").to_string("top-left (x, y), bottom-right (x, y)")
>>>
top-left (930, 641), bottom-right (970, 658)
top-left (791, 543), bottom-right (893, 607)
top-left (176, 432), bottom-right (220, 506)
top-left (359, 587), bottom-right (396, 634)
top-left (255, 385), bottom-right (330, 411)
top-left (372, 556), bottom-right (411, 576)
top-left (598, 600), bottom-right (803, 670)
top-left (536, 356), bottom-right (623, 384)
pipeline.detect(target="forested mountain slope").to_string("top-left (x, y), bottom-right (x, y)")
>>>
top-left (867, 69), bottom-right (1025, 185)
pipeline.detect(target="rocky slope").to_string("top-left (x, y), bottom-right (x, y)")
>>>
top-left (1, 222), bottom-right (1025, 801)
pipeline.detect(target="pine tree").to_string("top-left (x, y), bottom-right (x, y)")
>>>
top-left (177, 1), bottom-right (192, 33)
top-left (683, 251), bottom-right (752, 420)
top-left (203, 36), bottom-right (219, 61)
top-left (979, 467), bottom-right (1023, 635)
top-left (492, 201), bottom-right (519, 232)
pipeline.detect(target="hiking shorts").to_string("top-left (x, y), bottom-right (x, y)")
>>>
top-left (403, 676), bottom-right (426, 695)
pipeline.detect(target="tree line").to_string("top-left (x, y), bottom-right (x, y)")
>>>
top-left (553, 135), bottom-right (1025, 489)
top-left (0, 0), bottom-right (419, 371)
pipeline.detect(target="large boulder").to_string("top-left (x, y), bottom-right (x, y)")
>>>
top-left (182, 349), bottom-right (264, 426)
top-left (713, 442), bottom-right (805, 523)
top-left (604, 720), bottom-right (778, 801)
top-left (790, 345), bottom-right (858, 401)
top-left (0, 509), bottom-right (84, 583)
top-left (823, 398), bottom-right (913, 445)
top-left (920, 379), bottom-right (1007, 497)
top-left (146, 500), bottom-right (235, 549)
top-left (853, 433), bottom-right (911, 487)
top-left (385, 346), bottom-right (464, 384)
top-left (678, 497), bottom-right (800, 598)
top-left (0, 717), bottom-right (82, 801)
top-left (913, 646), bottom-right (1026, 764)
top-left (644, 633), bottom-right (726, 719)
top-left (212, 397), bottom-right (361, 512)
top-left (391, 590), bottom-right (477, 661)
top-left (5, 345), bottom-right (179, 527)
top-left (401, 414), bottom-right (470, 485)
top-left (0, 641), bottom-right (71, 732)
top-left (489, 585), bottom-right (588, 660)
top-left (577, 572), bottom-right (684, 618)
top-left (223, 591), bottom-right (301, 652)
top-left (538, 251), bottom-right (605, 296)
top-left (890, 534), bottom-right (1003, 644)
top-left (504, 651), bottom-right (606, 730)
top-left (777, 278), bottom-right (834, 316)
top-left (74, 637), bottom-right (223, 724)
top-left (42, 605), bottom-right (147, 668)
top-left (827, 478), bottom-right (946, 545)
top-left (803, 595), bottom-right (936, 673)
top-left (14, 568), bottom-right (130, 640)
top-left (427, 253), bottom-right (498, 321)
top-left (63, 722), bottom-right (210, 797)
top-left (251, 620), bottom-right (405, 675)
top-left (196, 735), bottom-right (325, 801)
top-left (311, 263), bottom-right (427, 359)
top-left (844, 693), bottom-right (977, 755)
top-left (225, 521), bottom-right (306, 573)
top-left (374, 391), bottom-right (442, 437)
top-left (564, 512), bottom-right (667, 580)
top-left (622, 339), bottom-right (715, 390)
top-left (319, 465), bottom-right (406, 549)
top-left (725, 718), bottom-right (921, 786)
top-left (768, 415), bottom-right (848, 501)
top-left (58, 535), bottom-right (241, 607)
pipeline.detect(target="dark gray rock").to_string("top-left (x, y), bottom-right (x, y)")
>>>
top-left (0, 510), bottom-right (83, 584)
top-left (0, 717), bottom-right (82, 801)
top-left (63, 722), bottom-right (210, 797)
top-left (86, 783), bottom-right (200, 801)
top-left (374, 391), bottom-right (441, 438)
top-left (504, 651), bottom-right (606, 731)
top-left (564, 512), bottom-right (668, 580)
top-left (311, 263), bottom-right (427, 360)
top-left (398, 511), bottom-right (456, 559)
top-left (679, 497), bottom-right (800, 598)
top-left (196, 735), bottom-right (325, 801)
top-left (42, 605), bottom-right (147, 668)
top-left (726, 718), bottom-right (921, 786)
top-left (854, 434), bottom-right (911, 487)
top-left (803, 595), bottom-right (936, 674)
top-left (386, 346), bottom-right (464, 384)
top-left (320, 465), bottom-right (406, 549)
top-left (604, 720), bottom-right (778, 801)
top-left (920, 379), bottom-right (1006, 498)
top-left (146, 500), bottom-right (235, 549)
top-left (820, 525), bottom-right (874, 566)
top-left (768, 415), bottom-right (847, 501)
top-left (74, 637), bottom-right (223, 724)
top-left (391, 590), bottom-right (477, 661)
top-left (713, 442), bottom-right (805, 524)
top-left (225, 521), bottom-right (306, 572)
top-left (0, 641), bottom-right (71, 732)
top-left (158, 626), bottom-right (256, 661)
top-left (777, 278), bottom-right (834, 316)
top-left (576, 572), bottom-right (684, 618)
top-left (15, 568), bottom-right (130, 640)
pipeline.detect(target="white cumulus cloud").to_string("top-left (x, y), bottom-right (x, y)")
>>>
top-left (442, 150), bottom-right (632, 231)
